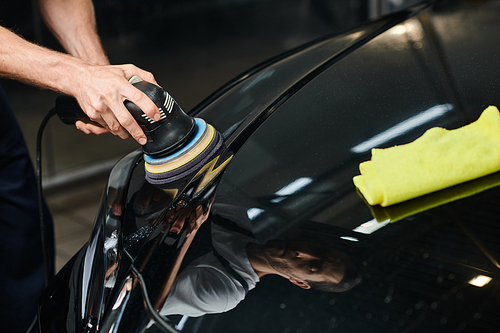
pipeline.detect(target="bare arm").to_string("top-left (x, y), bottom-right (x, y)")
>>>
top-left (37, 0), bottom-right (108, 65)
top-left (0, 1), bottom-right (161, 144)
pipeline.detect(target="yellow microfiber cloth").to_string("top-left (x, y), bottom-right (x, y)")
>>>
top-left (353, 105), bottom-right (500, 207)
top-left (365, 170), bottom-right (500, 222)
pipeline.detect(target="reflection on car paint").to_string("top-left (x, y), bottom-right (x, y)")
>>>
top-left (160, 196), bottom-right (361, 317)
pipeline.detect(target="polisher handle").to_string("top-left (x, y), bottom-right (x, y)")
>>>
top-left (53, 80), bottom-right (168, 127)
top-left (55, 94), bottom-right (102, 126)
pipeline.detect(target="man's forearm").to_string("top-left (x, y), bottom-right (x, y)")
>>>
top-left (0, 1), bottom-right (161, 144)
top-left (0, 0), bottom-right (109, 91)
top-left (0, 25), bottom-right (89, 95)
top-left (37, 0), bottom-right (108, 65)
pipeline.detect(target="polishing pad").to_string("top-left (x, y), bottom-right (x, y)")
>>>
top-left (144, 118), bottom-right (225, 188)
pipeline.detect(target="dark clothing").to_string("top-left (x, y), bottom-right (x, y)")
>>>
top-left (0, 84), bottom-right (54, 333)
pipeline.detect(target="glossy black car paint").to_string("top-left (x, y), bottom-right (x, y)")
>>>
top-left (39, 1), bottom-right (500, 332)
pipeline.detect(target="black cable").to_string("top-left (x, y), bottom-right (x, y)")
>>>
top-left (36, 107), bottom-right (57, 287)
top-left (27, 107), bottom-right (57, 333)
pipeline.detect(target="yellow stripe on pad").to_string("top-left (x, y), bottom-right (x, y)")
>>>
top-left (145, 124), bottom-right (215, 174)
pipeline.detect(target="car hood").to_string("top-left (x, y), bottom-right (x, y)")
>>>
top-left (39, 1), bottom-right (500, 332)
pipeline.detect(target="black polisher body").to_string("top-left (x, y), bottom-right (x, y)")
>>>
top-left (125, 81), bottom-right (196, 158)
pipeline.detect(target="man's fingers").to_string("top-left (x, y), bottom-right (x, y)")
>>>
top-left (98, 107), bottom-right (134, 140)
top-left (76, 121), bottom-right (110, 135)
top-left (75, 120), bottom-right (91, 134)
top-left (126, 84), bottom-right (161, 122)
top-left (122, 64), bottom-right (157, 85)
top-left (75, 121), bottom-right (108, 135)
top-left (82, 92), bottom-right (148, 143)
top-left (121, 65), bottom-right (161, 121)
top-left (113, 104), bottom-right (147, 143)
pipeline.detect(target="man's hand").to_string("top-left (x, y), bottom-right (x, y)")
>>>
top-left (36, 0), bottom-right (161, 145)
top-left (71, 64), bottom-right (160, 144)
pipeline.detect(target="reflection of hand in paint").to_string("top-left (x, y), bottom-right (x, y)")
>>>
top-left (133, 183), bottom-right (172, 217)
top-left (107, 187), bottom-right (124, 217)
top-left (167, 199), bottom-right (213, 235)
top-left (154, 197), bottom-right (214, 310)
top-left (166, 200), bottom-right (187, 235)
top-left (187, 199), bottom-right (213, 235)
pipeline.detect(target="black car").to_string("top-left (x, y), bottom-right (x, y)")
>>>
top-left (39, 1), bottom-right (500, 332)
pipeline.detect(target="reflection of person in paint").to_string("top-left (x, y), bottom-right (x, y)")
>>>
top-left (247, 240), bottom-right (358, 292)
top-left (160, 198), bottom-right (360, 317)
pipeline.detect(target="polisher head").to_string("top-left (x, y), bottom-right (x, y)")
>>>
top-left (144, 118), bottom-right (232, 199)
top-left (125, 79), bottom-right (232, 200)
